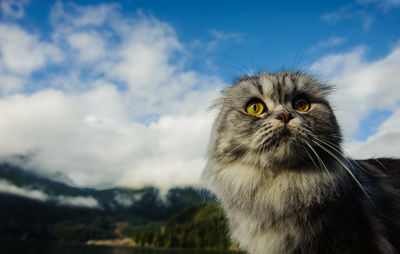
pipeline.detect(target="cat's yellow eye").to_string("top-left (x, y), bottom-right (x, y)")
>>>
top-left (293, 97), bottom-right (310, 112)
top-left (246, 100), bottom-right (265, 116)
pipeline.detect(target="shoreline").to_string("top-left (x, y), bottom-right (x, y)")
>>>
top-left (1, 237), bottom-right (240, 253)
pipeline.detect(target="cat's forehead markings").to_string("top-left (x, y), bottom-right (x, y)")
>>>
top-left (257, 73), bottom-right (295, 103)
top-left (239, 80), bottom-right (260, 95)
top-left (283, 76), bottom-right (295, 95)
top-left (258, 75), bottom-right (275, 97)
top-left (293, 75), bottom-right (308, 91)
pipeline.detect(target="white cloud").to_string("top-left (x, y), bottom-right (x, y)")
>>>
top-left (206, 30), bottom-right (244, 52)
top-left (0, 24), bottom-right (62, 76)
top-left (113, 191), bottom-right (144, 207)
top-left (321, 5), bottom-right (354, 24)
top-left (117, 111), bottom-right (217, 189)
top-left (0, 2), bottom-right (224, 191)
top-left (0, 90), bottom-right (77, 157)
top-left (321, 4), bottom-right (374, 31)
top-left (357, 0), bottom-right (400, 11)
top-left (322, 0), bottom-right (399, 31)
top-left (345, 108), bottom-right (400, 159)
top-left (106, 17), bottom-right (182, 95)
top-left (308, 37), bottom-right (346, 53)
top-left (113, 193), bottom-right (134, 207)
top-left (56, 195), bottom-right (100, 208)
top-left (0, 0), bottom-right (29, 19)
top-left (0, 179), bottom-right (100, 208)
top-left (50, 1), bottom-right (120, 28)
top-left (0, 86), bottom-right (219, 189)
top-left (0, 24), bottom-right (63, 95)
top-left (311, 46), bottom-right (366, 80)
top-left (0, 73), bottom-right (25, 95)
top-left (0, 179), bottom-right (48, 201)
top-left (66, 31), bottom-right (106, 63)
top-left (311, 44), bottom-right (400, 159)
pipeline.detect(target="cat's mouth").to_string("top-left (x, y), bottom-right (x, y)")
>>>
top-left (277, 126), bottom-right (292, 140)
top-left (260, 127), bottom-right (306, 166)
top-left (261, 127), bottom-right (294, 151)
top-left (259, 126), bottom-right (300, 152)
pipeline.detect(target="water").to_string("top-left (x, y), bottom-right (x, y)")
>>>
top-left (0, 239), bottom-right (236, 254)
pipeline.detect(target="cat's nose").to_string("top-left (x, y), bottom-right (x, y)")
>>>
top-left (277, 113), bottom-right (292, 124)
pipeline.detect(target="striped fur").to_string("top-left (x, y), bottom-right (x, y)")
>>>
top-left (203, 72), bottom-right (400, 254)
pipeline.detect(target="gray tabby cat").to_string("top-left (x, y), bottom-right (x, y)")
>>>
top-left (202, 71), bottom-right (400, 254)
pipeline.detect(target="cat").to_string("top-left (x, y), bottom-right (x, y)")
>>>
top-left (202, 71), bottom-right (400, 254)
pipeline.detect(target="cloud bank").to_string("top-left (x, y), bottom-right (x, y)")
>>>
top-left (0, 2), bottom-right (223, 190)
top-left (311, 44), bottom-right (400, 159)
top-left (0, 179), bottom-right (99, 208)
top-left (0, 179), bottom-right (48, 201)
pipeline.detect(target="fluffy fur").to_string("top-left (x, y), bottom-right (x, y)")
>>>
top-left (202, 72), bottom-right (400, 254)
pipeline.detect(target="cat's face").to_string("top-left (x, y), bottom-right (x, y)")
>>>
top-left (209, 72), bottom-right (342, 170)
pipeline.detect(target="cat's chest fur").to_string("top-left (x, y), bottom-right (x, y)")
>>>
top-left (227, 209), bottom-right (301, 254)
top-left (204, 162), bottom-right (346, 254)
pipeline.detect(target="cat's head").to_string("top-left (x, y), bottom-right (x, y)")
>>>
top-left (208, 71), bottom-right (342, 170)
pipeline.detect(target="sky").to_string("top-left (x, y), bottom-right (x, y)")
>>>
top-left (0, 0), bottom-right (399, 191)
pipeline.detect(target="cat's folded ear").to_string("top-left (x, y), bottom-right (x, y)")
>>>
top-left (207, 96), bottom-right (225, 111)
top-left (301, 73), bottom-right (336, 96)
top-left (220, 85), bottom-right (235, 95)
top-left (321, 83), bottom-right (336, 96)
top-left (207, 86), bottom-right (234, 111)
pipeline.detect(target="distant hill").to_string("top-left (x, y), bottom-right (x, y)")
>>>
top-left (0, 163), bottom-right (214, 215)
top-left (0, 163), bottom-right (222, 246)
top-left (131, 203), bottom-right (234, 249)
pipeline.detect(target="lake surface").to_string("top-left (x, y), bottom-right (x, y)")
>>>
top-left (1, 239), bottom-right (237, 254)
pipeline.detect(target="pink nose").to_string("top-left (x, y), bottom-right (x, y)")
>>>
top-left (279, 114), bottom-right (292, 124)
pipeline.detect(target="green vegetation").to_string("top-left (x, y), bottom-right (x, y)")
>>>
top-left (131, 204), bottom-right (232, 249)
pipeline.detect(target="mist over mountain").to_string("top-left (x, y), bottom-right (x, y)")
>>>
top-left (0, 163), bottom-right (218, 245)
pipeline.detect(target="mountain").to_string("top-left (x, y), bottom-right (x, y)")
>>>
top-left (0, 163), bottom-right (218, 245)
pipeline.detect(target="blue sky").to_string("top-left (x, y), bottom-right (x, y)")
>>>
top-left (0, 0), bottom-right (399, 190)
top-left (9, 0), bottom-right (400, 81)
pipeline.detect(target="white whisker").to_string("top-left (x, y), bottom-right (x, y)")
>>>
top-left (316, 138), bottom-right (380, 177)
top-left (311, 140), bottom-right (372, 202)
top-left (303, 139), bottom-right (336, 186)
